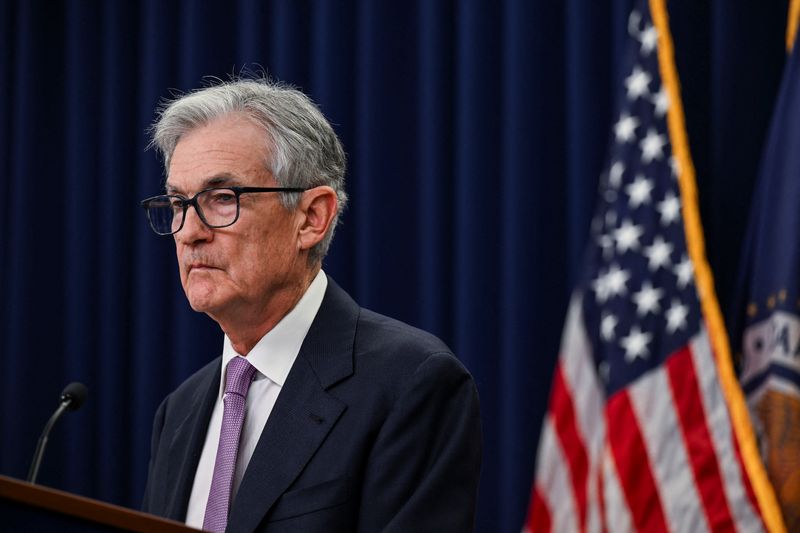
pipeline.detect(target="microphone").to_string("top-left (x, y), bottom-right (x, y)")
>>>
top-left (26, 382), bottom-right (88, 484)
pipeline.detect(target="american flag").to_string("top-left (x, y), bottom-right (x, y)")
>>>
top-left (525, 1), bottom-right (779, 531)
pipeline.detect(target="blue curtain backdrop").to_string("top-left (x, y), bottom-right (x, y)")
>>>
top-left (0, 1), bottom-right (788, 531)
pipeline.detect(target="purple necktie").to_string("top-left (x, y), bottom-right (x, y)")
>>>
top-left (203, 357), bottom-right (257, 533)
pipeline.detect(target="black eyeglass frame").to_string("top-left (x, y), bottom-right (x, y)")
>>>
top-left (140, 186), bottom-right (308, 235)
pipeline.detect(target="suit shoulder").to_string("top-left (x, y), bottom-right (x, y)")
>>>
top-left (353, 308), bottom-right (468, 379)
top-left (358, 308), bottom-right (451, 354)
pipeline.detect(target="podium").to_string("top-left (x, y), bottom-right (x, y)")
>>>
top-left (0, 474), bottom-right (199, 532)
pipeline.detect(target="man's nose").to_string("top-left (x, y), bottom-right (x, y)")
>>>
top-left (176, 205), bottom-right (212, 244)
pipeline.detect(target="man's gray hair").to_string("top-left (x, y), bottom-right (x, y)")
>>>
top-left (150, 77), bottom-right (348, 263)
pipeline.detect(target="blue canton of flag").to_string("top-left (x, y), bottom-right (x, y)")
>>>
top-left (582, 9), bottom-right (700, 396)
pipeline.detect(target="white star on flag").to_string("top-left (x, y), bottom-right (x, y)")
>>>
top-left (632, 281), bottom-right (664, 316)
top-left (614, 113), bottom-right (640, 143)
top-left (609, 161), bottom-right (625, 187)
top-left (605, 263), bottom-right (631, 298)
top-left (673, 255), bottom-right (693, 289)
top-left (614, 219), bottom-right (644, 253)
top-left (639, 24), bottom-right (658, 55)
top-left (625, 66), bottom-right (651, 100)
top-left (601, 312), bottom-right (619, 341)
top-left (620, 325), bottom-right (652, 362)
top-left (665, 299), bottom-right (689, 333)
top-left (640, 128), bottom-right (667, 163)
top-left (643, 235), bottom-right (674, 271)
top-left (625, 175), bottom-right (654, 208)
top-left (598, 234), bottom-right (615, 259)
top-left (656, 192), bottom-right (680, 225)
top-left (652, 86), bottom-right (669, 117)
top-left (592, 268), bottom-right (612, 304)
top-left (669, 156), bottom-right (680, 177)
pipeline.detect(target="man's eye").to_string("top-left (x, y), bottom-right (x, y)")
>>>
top-left (210, 192), bottom-right (236, 204)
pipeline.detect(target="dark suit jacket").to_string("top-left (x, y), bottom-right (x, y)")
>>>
top-left (141, 277), bottom-right (482, 532)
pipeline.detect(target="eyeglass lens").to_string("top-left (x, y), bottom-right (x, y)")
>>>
top-left (146, 189), bottom-right (240, 235)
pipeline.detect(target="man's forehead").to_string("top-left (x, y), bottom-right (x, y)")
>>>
top-left (165, 118), bottom-right (274, 193)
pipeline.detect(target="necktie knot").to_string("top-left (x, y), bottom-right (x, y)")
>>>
top-left (225, 357), bottom-right (257, 398)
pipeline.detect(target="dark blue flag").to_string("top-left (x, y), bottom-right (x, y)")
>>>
top-left (732, 21), bottom-right (800, 533)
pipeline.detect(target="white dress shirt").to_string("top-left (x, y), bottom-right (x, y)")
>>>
top-left (185, 270), bottom-right (328, 529)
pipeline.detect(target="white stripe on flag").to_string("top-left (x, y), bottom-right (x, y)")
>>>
top-left (628, 363), bottom-right (710, 533)
top-left (561, 295), bottom-right (607, 532)
top-left (535, 415), bottom-right (579, 532)
top-left (602, 442), bottom-right (634, 532)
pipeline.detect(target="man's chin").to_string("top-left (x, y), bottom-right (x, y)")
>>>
top-left (188, 299), bottom-right (214, 313)
top-left (184, 287), bottom-right (225, 314)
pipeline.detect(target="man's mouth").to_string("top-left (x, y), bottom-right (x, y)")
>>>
top-left (187, 263), bottom-right (218, 273)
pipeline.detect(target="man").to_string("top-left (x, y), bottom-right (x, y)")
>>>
top-left (140, 78), bottom-right (482, 532)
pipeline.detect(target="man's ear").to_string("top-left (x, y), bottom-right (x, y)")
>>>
top-left (297, 186), bottom-right (338, 251)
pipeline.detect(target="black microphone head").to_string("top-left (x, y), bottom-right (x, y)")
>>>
top-left (60, 382), bottom-right (88, 411)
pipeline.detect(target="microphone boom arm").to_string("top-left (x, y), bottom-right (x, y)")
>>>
top-left (26, 383), bottom-right (87, 484)
top-left (27, 400), bottom-right (71, 483)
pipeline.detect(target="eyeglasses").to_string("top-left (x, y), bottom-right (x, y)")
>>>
top-left (140, 186), bottom-right (306, 235)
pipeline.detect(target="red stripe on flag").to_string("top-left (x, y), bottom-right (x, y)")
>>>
top-left (666, 347), bottom-right (736, 531)
top-left (551, 364), bottom-right (589, 532)
top-left (527, 487), bottom-right (552, 533)
top-left (606, 391), bottom-right (669, 533)
top-left (597, 447), bottom-right (608, 533)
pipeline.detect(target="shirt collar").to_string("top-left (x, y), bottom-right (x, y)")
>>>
top-left (219, 269), bottom-right (328, 398)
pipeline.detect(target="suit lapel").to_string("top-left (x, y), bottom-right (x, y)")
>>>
top-left (164, 361), bottom-right (220, 520)
top-left (228, 357), bottom-right (346, 532)
top-left (227, 277), bottom-right (359, 532)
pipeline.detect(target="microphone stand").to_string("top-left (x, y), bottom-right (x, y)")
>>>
top-left (27, 398), bottom-right (73, 484)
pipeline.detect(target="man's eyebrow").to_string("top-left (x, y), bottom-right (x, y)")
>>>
top-left (206, 174), bottom-right (241, 187)
top-left (165, 174), bottom-right (242, 194)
